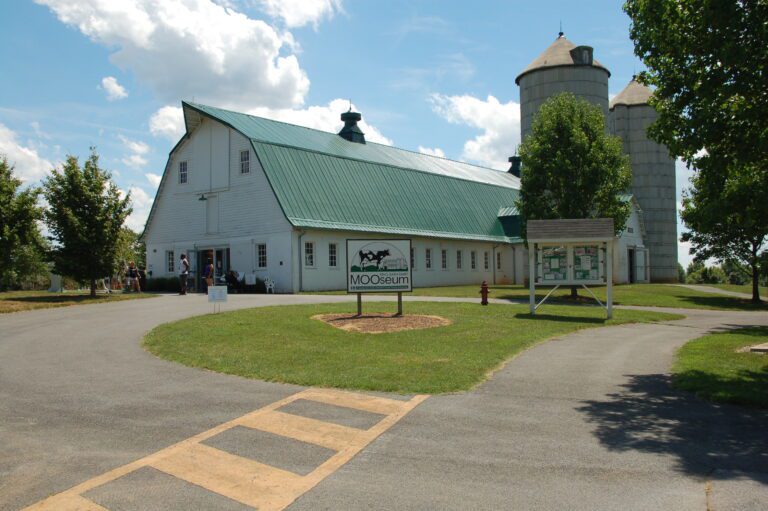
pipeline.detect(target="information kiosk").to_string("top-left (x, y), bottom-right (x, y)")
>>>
top-left (527, 218), bottom-right (615, 319)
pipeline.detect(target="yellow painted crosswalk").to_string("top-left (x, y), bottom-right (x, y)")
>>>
top-left (24, 389), bottom-right (428, 511)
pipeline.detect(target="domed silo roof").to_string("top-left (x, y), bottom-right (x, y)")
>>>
top-left (515, 34), bottom-right (611, 85)
top-left (610, 77), bottom-right (653, 109)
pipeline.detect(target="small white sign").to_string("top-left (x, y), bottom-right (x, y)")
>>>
top-left (208, 285), bottom-right (228, 303)
top-left (346, 239), bottom-right (412, 293)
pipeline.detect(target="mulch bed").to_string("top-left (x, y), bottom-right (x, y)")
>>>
top-left (312, 312), bottom-right (452, 334)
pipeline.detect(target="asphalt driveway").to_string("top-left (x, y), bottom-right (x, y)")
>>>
top-left (1, 294), bottom-right (766, 510)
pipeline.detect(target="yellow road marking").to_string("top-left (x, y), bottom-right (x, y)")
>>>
top-left (242, 409), bottom-right (366, 451)
top-left (24, 389), bottom-right (429, 511)
top-left (300, 388), bottom-right (409, 415)
top-left (151, 443), bottom-right (303, 510)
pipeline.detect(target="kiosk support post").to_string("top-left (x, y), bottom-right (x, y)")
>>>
top-left (528, 244), bottom-right (536, 315)
top-left (396, 292), bottom-right (403, 316)
top-left (606, 241), bottom-right (613, 319)
top-left (356, 292), bottom-right (362, 317)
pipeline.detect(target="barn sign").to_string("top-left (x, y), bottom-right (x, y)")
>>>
top-left (346, 239), bottom-right (412, 293)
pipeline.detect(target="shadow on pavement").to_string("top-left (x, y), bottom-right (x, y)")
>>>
top-left (577, 374), bottom-right (768, 481)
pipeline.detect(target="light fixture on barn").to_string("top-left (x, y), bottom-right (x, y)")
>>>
top-left (198, 193), bottom-right (207, 201)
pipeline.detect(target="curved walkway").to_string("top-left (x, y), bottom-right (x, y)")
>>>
top-left (675, 283), bottom-right (761, 301)
top-left (1, 294), bottom-right (766, 510)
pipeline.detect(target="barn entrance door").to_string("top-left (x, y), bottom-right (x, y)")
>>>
top-left (628, 248), bottom-right (636, 283)
top-left (197, 248), bottom-right (230, 292)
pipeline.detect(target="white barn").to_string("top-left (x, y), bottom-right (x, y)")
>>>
top-left (142, 102), bottom-right (648, 293)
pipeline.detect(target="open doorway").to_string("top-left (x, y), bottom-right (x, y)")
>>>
top-left (197, 247), bottom-right (230, 292)
top-left (628, 248), bottom-right (636, 283)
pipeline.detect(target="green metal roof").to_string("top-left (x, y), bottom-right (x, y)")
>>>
top-left (176, 102), bottom-right (522, 243)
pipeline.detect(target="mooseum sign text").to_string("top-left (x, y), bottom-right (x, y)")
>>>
top-left (346, 239), bottom-right (412, 293)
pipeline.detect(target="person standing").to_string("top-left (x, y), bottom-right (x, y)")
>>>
top-left (179, 254), bottom-right (190, 295)
top-left (204, 258), bottom-right (214, 291)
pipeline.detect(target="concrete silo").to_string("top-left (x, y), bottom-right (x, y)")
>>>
top-left (516, 33), bottom-right (611, 140)
top-left (610, 77), bottom-right (678, 282)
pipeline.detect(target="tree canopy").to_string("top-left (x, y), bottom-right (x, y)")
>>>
top-left (0, 157), bottom-right (47, 290)
top-left (625, 0), bottom-right (767, 302)
top-left (516, 92), bottom-right (632, 238)
top-left (43, 150), bottom-right (132, 296)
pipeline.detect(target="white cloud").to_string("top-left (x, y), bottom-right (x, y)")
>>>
top-left (248, 98), bottom-right (393, 145)
top-left (123, 186), bottom-right (153, 232)
top-left (118, 135), bottom-right (149, 155)
top-left (429, 93), bottom-right (520, 170)
top-left (118, 135), bottom-right (150, 168)
top-left (149, 105), bottom-right (185, 141)
top-left (418, 146), bottom-right (445, 158)
top-left (258, 0), bottom-right (342, 28)
top-left (0, 123), bottom-right (53, 182)
top-left (100, 76), bottom-right (128, 100)
top-left (145, 172), bottom-right (162, 187)
top-left (37, 0), bottom-right (310, 110)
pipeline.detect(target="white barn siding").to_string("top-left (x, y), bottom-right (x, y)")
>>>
top-left (145, 117), bottom-right (294, 291)
top-left (293, 229), bottom-right (515, 292)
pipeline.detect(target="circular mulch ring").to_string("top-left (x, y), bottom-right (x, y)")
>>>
top-left (311, 313), bottom-right (452, 334)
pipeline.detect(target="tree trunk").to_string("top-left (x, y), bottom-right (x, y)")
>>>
top-left (570, 285), bottom-right (578, 298)
top-left (752, 260), bottom-right (760, 303)
top-left (90, 278), bottom-right (97, 298)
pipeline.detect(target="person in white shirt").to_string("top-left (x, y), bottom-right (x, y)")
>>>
top-left (179, 254), bottom-right (190, 295)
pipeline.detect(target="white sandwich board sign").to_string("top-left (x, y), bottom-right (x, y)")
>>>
top-left (346, 239), bottom-right (412, 293)
top-left (207, 285), bottom-right (228, 302)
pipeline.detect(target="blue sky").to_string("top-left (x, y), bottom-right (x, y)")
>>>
top-left (0, 0), bottom-right (692, 265)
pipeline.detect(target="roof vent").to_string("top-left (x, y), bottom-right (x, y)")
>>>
top-left (338, 109), bottom-right (366, 144)
top-left (570, 45), bottom-right (594, 65)
top-left (508, 155), bottom-right (522, 177)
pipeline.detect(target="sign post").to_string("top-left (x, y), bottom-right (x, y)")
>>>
top-left (346, 239), bottom-right (412, 316)
top-left (207, 285), bottom-right (227, 313)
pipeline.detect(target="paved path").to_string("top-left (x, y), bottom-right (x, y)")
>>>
top-left (675, 283), bottom-right (760, 301)
top-left (1, 294), bottom-right (767, 510)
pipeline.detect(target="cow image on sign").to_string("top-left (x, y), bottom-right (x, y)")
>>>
top-left (347, 239), bottom-right (412, 316)
top-left (526, 219), bottom-right (615, 319)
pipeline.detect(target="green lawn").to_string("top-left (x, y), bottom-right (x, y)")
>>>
top-left (672, 326), bottom-right (768, 408)
top-left (144, 302), bottom-right (681, 394)
top-left (0, 290), bottom-right (155, 314)
top-left (305, 283), bottom-right (766, 311)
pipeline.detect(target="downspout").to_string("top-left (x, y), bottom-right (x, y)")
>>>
top-left (297, 229), bottom-right (306, 293)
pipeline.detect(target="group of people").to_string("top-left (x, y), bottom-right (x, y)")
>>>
top-left (176, 254), bottom-right (243, 295)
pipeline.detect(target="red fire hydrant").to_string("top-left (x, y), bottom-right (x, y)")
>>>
top-left (480, 281), bottom-right (489, 306)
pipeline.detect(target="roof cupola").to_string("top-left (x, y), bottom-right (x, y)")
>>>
top-left (338, 109), bottom-right (366, 144)
top-left (508, 155), bottom-right (522, 177)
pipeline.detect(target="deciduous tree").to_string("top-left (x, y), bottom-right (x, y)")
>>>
top-left (43, 150), bottom-right (132, 297)
top-left (625, 0), bottom-right (768, 302)
top-left (516, 93), bottom-right (632, 296)
top-left (0, 157), bottom-right (47, 290)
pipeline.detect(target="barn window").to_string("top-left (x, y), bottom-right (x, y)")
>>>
top-left (471, 251), bottom-right (477, 270)
top-left (496, 252), bottom-right (502, 270)
top-left (441, 249), bottom-right (448, 270)
top-left (240, 150), bottom-right (250, 174)
top-left (166, 251), bottom-right (175, 273)
top-left (456, 250), bottom-right (463, 270)
top-left (328, 243), bottom-right (337, 267)
top-left (304, 242), bottom-right (315, 267)
top-left (179, 161), bottom-right (188, 184)
top-left (425, 248), bottom-right (432, 269)
top-left (257, 244), bottom-right (267, 268)
top-left (484, 251), bottom-right (490, 271)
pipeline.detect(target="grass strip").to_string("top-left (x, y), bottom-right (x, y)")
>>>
top-left (672, 326), bottom-right (768, 408)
